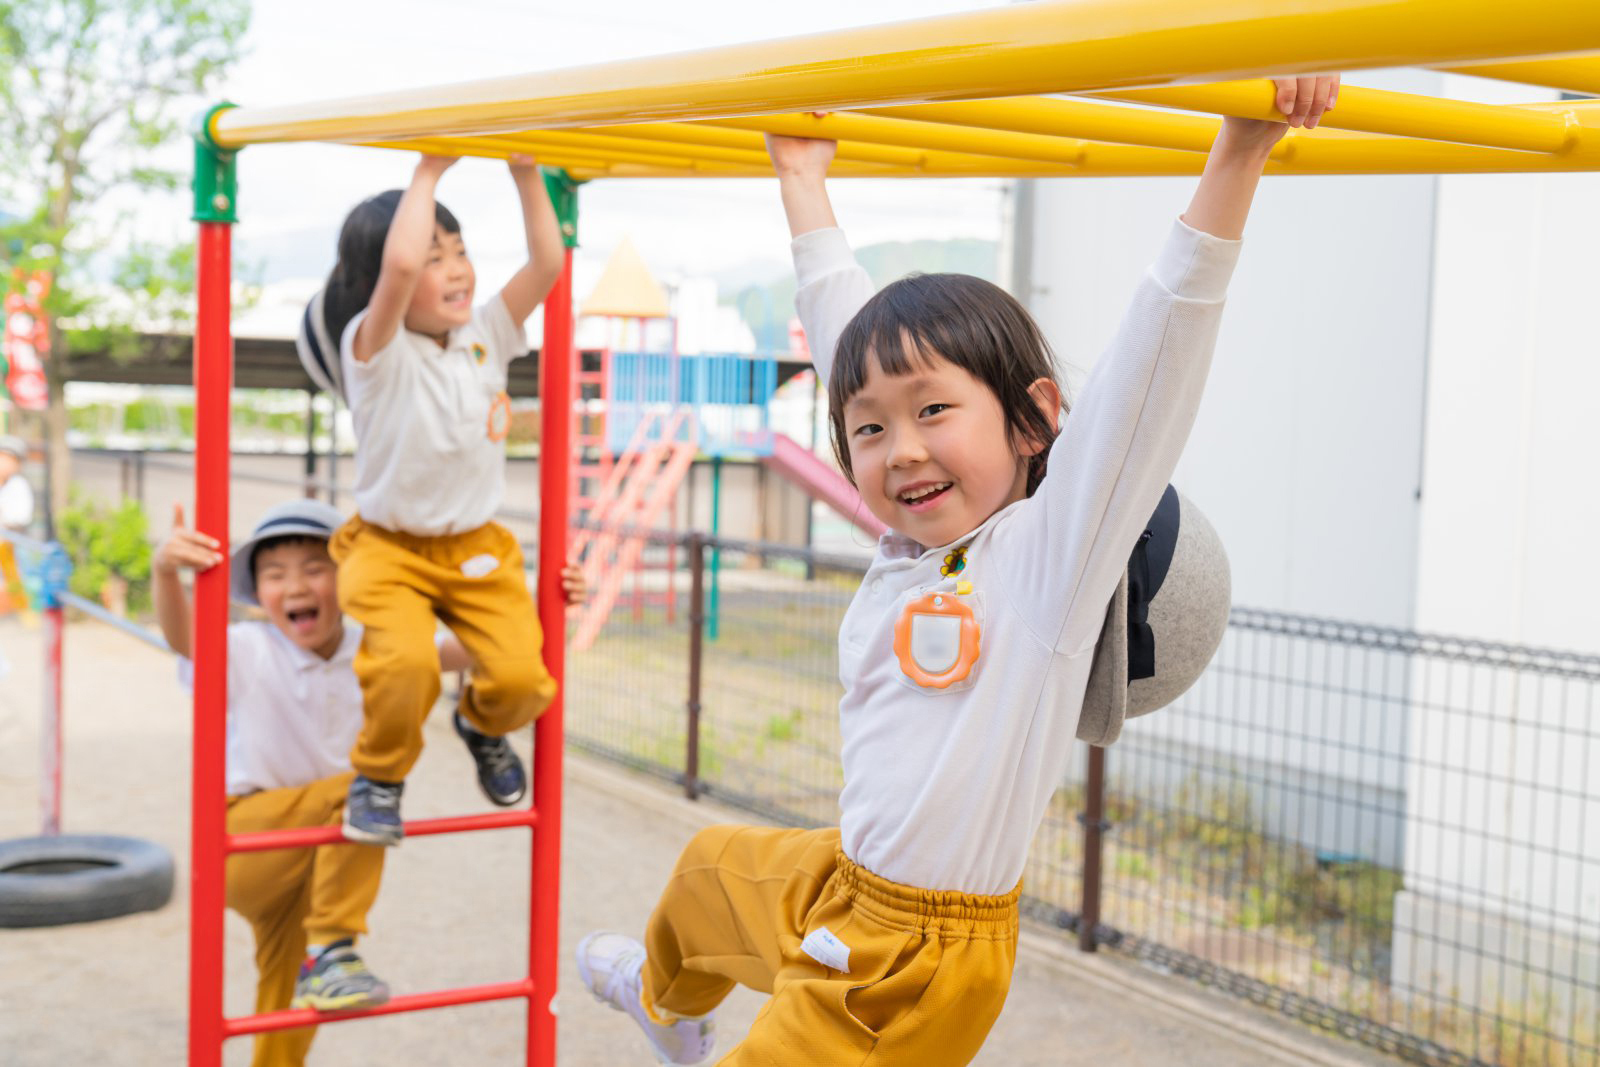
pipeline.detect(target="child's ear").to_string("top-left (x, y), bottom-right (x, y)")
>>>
top-left (1017, 377), bottom-right (1063, 457)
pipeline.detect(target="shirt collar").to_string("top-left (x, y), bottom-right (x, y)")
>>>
top-left (876, 497), bottom-right (1025, 564)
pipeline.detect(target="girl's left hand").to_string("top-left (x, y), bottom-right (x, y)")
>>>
top-left (508, 153), bottom-right (540, 179)
top-left (1222, 75), bottom-right (1340, 151)
top-left (560, 562), bottom-right (588, 606)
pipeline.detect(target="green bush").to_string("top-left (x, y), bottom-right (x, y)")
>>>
top-left (57, 491), bottom-right (152, 615)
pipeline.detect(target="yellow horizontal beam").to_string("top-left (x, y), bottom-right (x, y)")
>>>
top-left (844, 96), bottom-right (1559, 172)
top-left (1437, 55), bottom-right (1600, 96)
top-left (859, 98), bottom-right (1220, 155)
top-left (594, 122), bottom-right (935, 168)
top-left (211, 0), bottom-right (1600, 149)
top-left (702, 112), bottom-right (1091, 165)
top-left (1093, 80), bottom-right (1575, 153)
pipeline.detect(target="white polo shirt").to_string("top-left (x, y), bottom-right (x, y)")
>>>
top-left (793, 218), bottom-right (1240, 894)
top-left (180, 621), bottom-right (364, 796)
top-left (341, 295), bottom-right (525, 536)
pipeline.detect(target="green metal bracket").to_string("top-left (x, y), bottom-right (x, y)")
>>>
top-left (543, 168), bottom-right (581, 248)
top-left (192, 103), bottom-right (240, 224)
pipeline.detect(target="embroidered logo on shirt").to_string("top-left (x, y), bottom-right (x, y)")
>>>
top-left (486, 392), bottom-right (512, 442)
top-left (940, 545), bottom-right (967, 577)
top-left (460, 554), bottom-right (500, 579)
top-left (471, 342), bottom-right (488, 365)
top-left (800, 927), bottom-right (852, 973)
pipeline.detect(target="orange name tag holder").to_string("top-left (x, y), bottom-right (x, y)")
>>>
top-left (893, 589), bottom-right (981, 689)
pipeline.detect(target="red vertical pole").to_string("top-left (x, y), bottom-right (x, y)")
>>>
top-left (40, 602), bottom-right (63, 835)
top-left (530, 247), bottom-right (573, 1066)
top-left (189, 219), bottom-right (232, 1067)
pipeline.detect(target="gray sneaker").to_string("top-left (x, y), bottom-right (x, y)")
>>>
top-left (576, 932), bottom-right (716, 1065)
top-left (291, 939), bottom-right (391, 1012)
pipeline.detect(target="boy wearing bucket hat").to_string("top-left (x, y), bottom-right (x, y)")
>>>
top-left (155, 497), bottom-right (587, 1065)
top-left (155, 499), bottom-right (394, 1065)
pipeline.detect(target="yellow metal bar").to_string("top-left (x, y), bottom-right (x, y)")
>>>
top-left (377, 137), bottom-right (702, 174)
top-left (703, 112), bottom-right (1092, 165)
top-left (849, 96), bottom-right (1529, 171)
top-left (210, 0), bottom-right (1600, 149)
top-left (858, 98), bottom-right (1220, 154)
top-left (363, 97), bottom-right (1600, 178)
top-left (1437, 55), bottom-right (1600, 96)
top-left (610, 120), bottom-right (945, 168)
top-left (1093, 80), bottom-right (1575, 153)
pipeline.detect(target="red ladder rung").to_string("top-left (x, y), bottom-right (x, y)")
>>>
top-left (226, 808), bottom-right (538, 854)
top-left (224, 979), bottom-right (536, 1038)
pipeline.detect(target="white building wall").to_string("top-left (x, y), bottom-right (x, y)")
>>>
top-left (1396, 75), bottom-right (1600, 1021)
top-left (1023, 82), bottom-right (1439, 627)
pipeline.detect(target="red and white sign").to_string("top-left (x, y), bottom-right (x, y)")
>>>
top-left (3, 272), bottom-right (50, 411)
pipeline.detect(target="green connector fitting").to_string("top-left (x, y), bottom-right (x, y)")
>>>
top-left (192, 102), bottom-right (240, 224)
top-left (543, 168), bottom-right (581, 249)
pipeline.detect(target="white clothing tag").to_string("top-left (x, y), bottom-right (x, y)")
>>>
top-left (800, 927), bottom-right (852, 973)
top-left (460, 553), bottom-right (500, 579)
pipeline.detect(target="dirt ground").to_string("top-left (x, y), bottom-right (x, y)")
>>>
top-left (0, 617), bottom-right (1394, 1066)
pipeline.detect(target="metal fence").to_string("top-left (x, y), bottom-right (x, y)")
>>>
top-left (564, 529), bottom-right (1600, 1067)
top-left (50, 458), bottom-right (1600, 1067)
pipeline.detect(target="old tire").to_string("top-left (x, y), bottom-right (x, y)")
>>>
top-left (0, 834), bottom-right (175, 928)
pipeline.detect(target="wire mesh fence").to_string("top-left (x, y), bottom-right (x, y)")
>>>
top-left (32, 459), bottom-right (1600, 1067)
top-left (564, 530), bottom-right (1600, 1067)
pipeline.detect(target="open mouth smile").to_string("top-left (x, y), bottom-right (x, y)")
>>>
top-left (896, 481), bottom-right (952, 511)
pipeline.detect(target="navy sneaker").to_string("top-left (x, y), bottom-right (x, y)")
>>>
top-left (292, 939), bottom-right (391, 1012)
top-left (342, 775), bottom-right (404, 846)
top-left (454, 710), bottom-right (527, 806)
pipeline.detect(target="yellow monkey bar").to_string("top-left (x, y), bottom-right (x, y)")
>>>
top-left (209, 0), bottom-right (1600, 179)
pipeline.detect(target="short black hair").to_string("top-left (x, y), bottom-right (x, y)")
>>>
top-left (322, 189), bottom-right (463, 349)
top-left (829, 272), bottom-right (1065, 496)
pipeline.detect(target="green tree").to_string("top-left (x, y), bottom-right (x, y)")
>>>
top-left (0, 0), bottom-right (250, 527)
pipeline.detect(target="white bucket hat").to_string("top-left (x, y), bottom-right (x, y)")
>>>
top-left (229, 499), bottom-right (346, 606)
top-left (1077, 485), bottom-right (1232, 747)
top-left (0, 435), bottom-right (28, 461)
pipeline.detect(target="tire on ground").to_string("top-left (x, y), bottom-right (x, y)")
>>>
top-left (0, 834), bottom-right (175, 928)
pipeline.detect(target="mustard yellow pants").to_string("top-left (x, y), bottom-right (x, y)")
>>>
top-left (330, 516), bottom-right (557, 782)
top-left (644, 825), bottom-right (1019, 1066)
top-left (0, 540), bottom-right (27, 612)
top-left (226, 772), bottom-right (386, 1067)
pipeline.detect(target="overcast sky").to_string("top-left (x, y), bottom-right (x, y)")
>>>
top-left (165, 0), bottom-right (1012, 297)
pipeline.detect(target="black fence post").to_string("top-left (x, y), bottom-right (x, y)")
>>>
top-left (685, 533), bottom-right (706, 800)
top-left (304, 389), bottom-right (318, 499)
top-left (1078, 743), bottom-right (1107, 952)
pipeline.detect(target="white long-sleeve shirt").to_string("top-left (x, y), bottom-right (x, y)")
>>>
top-left (793, 218), bottom-right (1240, 894)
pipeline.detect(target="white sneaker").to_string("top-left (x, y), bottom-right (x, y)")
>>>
top-left (576, 931), bottom-right (717, 1065)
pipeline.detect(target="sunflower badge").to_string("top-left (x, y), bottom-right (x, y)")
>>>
top-left (939, 545), bottom-right (968, 578)
top-left (471, 342), bottom-right (488, 365)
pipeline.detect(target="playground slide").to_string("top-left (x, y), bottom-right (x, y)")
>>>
top-left (763, 433), bottom-right (887, 540)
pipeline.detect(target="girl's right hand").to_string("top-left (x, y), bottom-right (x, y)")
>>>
top-left (416, 153), bottom-right (460, 178)
top-left (764, 131), bottom-right (837, 179)
top-left (153, 504), bottom-right (222, 577)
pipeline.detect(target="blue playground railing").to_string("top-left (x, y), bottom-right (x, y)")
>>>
top-left (607, 352), bottom-right (777, 457)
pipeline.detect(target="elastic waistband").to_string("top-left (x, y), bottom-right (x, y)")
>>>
top-left (834, 849), bottom-right (1019, 940)
top-left (346, 514), bottom-right (497, 552)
